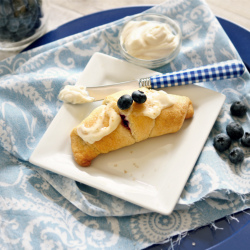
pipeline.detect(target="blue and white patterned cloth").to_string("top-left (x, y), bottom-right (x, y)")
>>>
top-left (0, 0), bottom-right (250, 249)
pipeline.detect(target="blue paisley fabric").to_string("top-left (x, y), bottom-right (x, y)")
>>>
top-left (0, 0), bottom-right (250, 249)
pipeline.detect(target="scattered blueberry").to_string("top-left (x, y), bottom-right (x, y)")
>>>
top-left (132, 90), bottom-right (147, 104)
top-left (117, 95), bottom-right (133, 110)
top-left (228, 147), bottom-right (244, 164)
top-left (241, 132), bottom-right (250, 147)
top-left (226, 122), bottom-right (244, 140)
top-left (213, 133), bottom-right (232, 152)
top-left (230, 101), bottom-right (247, 117)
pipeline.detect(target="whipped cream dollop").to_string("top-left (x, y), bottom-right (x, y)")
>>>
top-left (77, 103), bottom-right (121, 144)
top-left (120, 20), bottom-right (179, 60)
top-left (58, 85), bottom-right (94, 104)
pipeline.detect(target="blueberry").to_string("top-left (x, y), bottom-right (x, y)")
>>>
top-left (226, 122), bottom-right (244, 140)
top-left (1, 1), bottom-right (13, 16)
top-left (0, 15), bottom-right (8, 28)
top-left (34, 17), bottom-right (41, 29)
top-left (6, 18), bottom-right (20, 33)
top-left (117, 95), bottom-right (133, 110)
top-left (229, 147), bottom-right (244, 164)
top-left (132, 90), bottom-right (147, 104)
top-left (120, 115), bottom-right (130, 129)
top-left (230, 101), bottom-right (247, 117)
top-left (241, 132), bottom-right (250, 147)
top-left (213, 133), bottom-right (232, 152)
top-left (0, 27), bottom-right (12, 40)
top-left (21, 15), bottom-right (33, 28)
top-left (38, 6), bottom-right (43, 18)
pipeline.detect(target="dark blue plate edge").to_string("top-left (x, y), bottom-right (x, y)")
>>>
top-left (25, 6), bottom-right (250, 250)
top-left (24, 6), bottom-right (250, 72)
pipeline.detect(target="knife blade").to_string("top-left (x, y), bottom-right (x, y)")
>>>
top-left (86, 79), bottom-right (141, 101)
top-left (85, 60), bottom-right (245, 101)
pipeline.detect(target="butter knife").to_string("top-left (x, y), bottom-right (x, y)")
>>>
top-left (86, 60), bottom-right (245, 101)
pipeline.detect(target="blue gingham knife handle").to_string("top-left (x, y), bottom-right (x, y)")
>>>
top-left (139, 60), bottom-right (245, 89)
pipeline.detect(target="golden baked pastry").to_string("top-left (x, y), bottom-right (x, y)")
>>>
top-left (71, 88), bottom-right (194, 166)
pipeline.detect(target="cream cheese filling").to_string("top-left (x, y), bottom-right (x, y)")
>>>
top-left (77, 103), bottom-right (121, 144)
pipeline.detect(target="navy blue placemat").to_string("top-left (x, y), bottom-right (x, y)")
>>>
top-left (24, 6), bottom-right (250, 250)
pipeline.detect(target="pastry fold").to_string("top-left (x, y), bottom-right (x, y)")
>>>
top-left (71, 88), bottom-right (194, 167)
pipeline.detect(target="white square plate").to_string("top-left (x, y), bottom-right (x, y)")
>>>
top-left (29, 52), bottom-right (225, 215)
